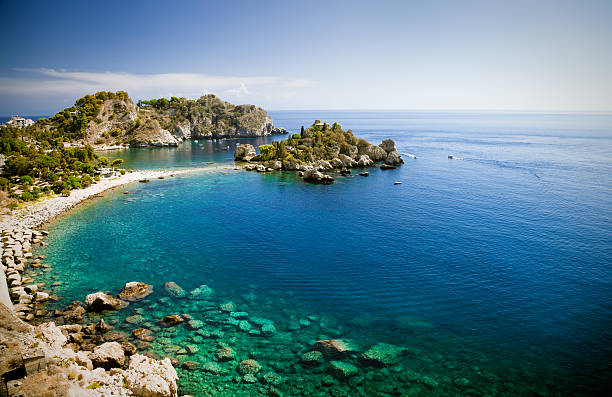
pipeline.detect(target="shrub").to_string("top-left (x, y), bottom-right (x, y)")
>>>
top-left (111, 158), bottom-right (123, 167)
top-left (20, 175), bottom-right (33, 186)
top-left (20, 191), bottom-right (33, 201)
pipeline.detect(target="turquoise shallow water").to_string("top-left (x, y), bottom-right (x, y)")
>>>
top-left (33, 111), bottom-right (612, 396)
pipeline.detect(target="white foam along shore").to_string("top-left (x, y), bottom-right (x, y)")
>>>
top-left (0, 166), bottom-right (226, 232)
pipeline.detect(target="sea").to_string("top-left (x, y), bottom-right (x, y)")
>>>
top-left (30, 110), bottom-right (612, 396)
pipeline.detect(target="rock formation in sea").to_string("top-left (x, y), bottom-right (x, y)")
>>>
top-left (235, 121), bottom-right (404, 184)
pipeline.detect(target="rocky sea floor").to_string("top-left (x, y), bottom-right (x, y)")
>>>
top-left (28, 263), bottom-right (571, 397)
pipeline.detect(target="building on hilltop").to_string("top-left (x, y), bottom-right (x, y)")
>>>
top-left (2, 116), bottom-right (34, 128)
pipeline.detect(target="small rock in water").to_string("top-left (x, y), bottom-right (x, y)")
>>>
top-left (203, 361), bottom-right (223, 374)
top-left (300, 351), bottom-right (324, 366)
top-left (187, 319), bottom-right (204, 330)
top-left (261, 322), bottom-right (276, 336)
top-left (117, 281), bottom-right (153, 301)
top-left (160, 314), bottom-right (184, 327)
top-left (219, 301), bottom-right (236, 312)
top-left (238, 359), bottom-right (262, 375)
top-left (238, 320), bottom-right (252, 332)
top-left (189, 284), bottom-right (215, 300)
top-left (313, 339), bottom-right (359, 359)
top-left (242, 373), bottom-right (258, 383)
top-left (230, 311), bottom-right (249, 319)
top-left (181, 361), bottom-right (201, 371)
top-left (185, 344), bottom-right (199, 354)
top-left (360, 342), bottom-right (407, 367)
top-left (328, 361), bottom-right (359, 379)
top-left (215, 346), bottom-right (236, 361)
top-left (85, 292), bottom-right (124, 312)
top-left (163, 281), bottom-right (186, 299)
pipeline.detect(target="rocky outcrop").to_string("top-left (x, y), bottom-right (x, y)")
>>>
top-left (85, 292), bottom-right (124, 312)
top-left (302, 169), bottom-right (335, 185)
top-left (234, 144), bottom-right (257, 161)
top-left (117, 281), bottom-right (153, 302)
top-left (385, 150), bottom-right (404, 166)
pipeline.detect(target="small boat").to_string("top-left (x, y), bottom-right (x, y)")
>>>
top-left (394, 181), bottom-right (402, 185)
top-left (194, 140), bottom-right (198, 143)
top-left (406, 153), bottom-right (417, 159)
top-left (448, 155), bottom-right (454, 159)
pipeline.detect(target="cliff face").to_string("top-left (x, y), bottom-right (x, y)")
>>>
top-left (44, 92), bottom-right (286, 148)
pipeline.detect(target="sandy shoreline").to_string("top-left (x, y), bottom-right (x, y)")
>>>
top-left (0, 166), bottom-right (229, 232)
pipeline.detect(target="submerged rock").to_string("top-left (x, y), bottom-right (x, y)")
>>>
top-left (203, 361), bottom-right (223, 374)
top-left (360, 343), bottom-right (407, 367)
top-left (118, 281), bottom-right (153, 301)
top-left (300, 350), bottom-right (324, 366)
top-left (188, 284), bottom-right (214, 300)
top-left (238, 359), bottom-right (262, 374)
top-left (261, 322), bottom-right (276, 336)
top-left (215, 346), bottom-right (236, 362)
top-left (328, 361), bottom-right (359, 379)
top-left (163, 282), bottom-right (186, 299)
top-left (314, 339), bottom-right (358, 358)
top-left (219, 301), bottom-right (236, 312)
top-left (262, 371), bottom-right (284, 386)
top-left (85, 292), bottom-right (124, 312)
top-left (90, 341), bottom-right (125, 369)
top-left (160, 315), bottom-right (184, 327)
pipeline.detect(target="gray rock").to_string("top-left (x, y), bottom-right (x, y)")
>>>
top-left (385, 150), bottom-right (404, 166)
top-left (90, 341), bottom-right (125, 369)
top-left (234, 144), bottom-right (257, 161)
top-left (85, 292), bottom-right (124, 312)
top-left (379, 139), bottom-right (396, 154)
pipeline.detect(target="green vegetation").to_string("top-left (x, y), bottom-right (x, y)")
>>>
top-left (251, 121), bottom-right (364, 167)
top-left (0, 126), bottom-right (115, 205)
top-left (138, 94), bottom-right (270, 137)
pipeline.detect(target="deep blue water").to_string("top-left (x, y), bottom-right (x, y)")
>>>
top-left (35, 111), bottom-right (612, 396)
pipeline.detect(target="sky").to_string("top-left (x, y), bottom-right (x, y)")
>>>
top-left (0, 0), bottom-right (611, 115)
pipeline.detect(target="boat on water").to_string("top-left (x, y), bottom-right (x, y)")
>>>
top-left (448, 155), bottom-right (454, 159)
top-left (405, 153), bottom-right (417, 159)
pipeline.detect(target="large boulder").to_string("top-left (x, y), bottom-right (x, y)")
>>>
top-left (124, 354), bottom-right (178, 397)
top-left (118, 281), bottom-right (153, 302)
top-left (359, 343), bottom-right (407, 367)
top-left (234, 144), bottom-right (257, 161)
top-left (303, 169), bottom-right (335, 185)
top-left (366, 145), bottom-right (388, 161)
top-left (379, 139), bottom-right (396, 153)
top-left (90, 341), bottom-right (126, 369)
top-left (85, 292), bottom-right (124, 312)
top-left (384, 150), bottom-right (404, 166)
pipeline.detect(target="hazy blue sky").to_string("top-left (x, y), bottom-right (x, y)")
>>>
top-left (1, 0), bottom-right (611, 114)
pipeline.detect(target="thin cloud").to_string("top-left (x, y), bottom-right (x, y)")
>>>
top-left (2, 68), bottom-right (312, 102)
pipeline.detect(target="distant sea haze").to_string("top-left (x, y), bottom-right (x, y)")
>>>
top-left (25, 110), bottom-right (612, 395)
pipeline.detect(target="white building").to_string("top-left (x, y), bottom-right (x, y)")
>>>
top-left (2, 116), bottom-right (34, 128)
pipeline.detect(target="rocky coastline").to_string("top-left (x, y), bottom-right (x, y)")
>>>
top-left (0, 167), bottom-right (224, 396)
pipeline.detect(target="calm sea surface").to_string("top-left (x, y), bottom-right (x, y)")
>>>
top-left (34, 111), bottom-right (612, 396)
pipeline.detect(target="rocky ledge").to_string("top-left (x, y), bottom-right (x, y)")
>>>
top-left (235, 121), bottom-right (404, 184)
top-left (0, 302), bottom-right (178, 396)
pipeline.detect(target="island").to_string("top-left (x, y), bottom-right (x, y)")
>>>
top-left (234, 120), bottom-right (404, 184)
